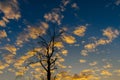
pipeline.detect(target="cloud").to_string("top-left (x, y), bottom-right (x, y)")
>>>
top-left (101, 70), bottom-right (112, 76)
top-left (73, 26), bottom-right (86, 36)
top-left (84, 43), bottom-right (96, 50)
top-left (114, 69), bottom-right (120, 76)
top-left (79, 59), bottom-right (86, 63)
top-left (81, 50), bottom-right (88, 56)
top-left (4, 45), bottom-right (17, 54)
top-left (54, 42), bottom-right (64, 48)
top-left (15, 71), bottom-right (24, 76)
top-left (3, 54), bottom-right (15, 64)
top-left (81, 27), bottom-right (119, 56)
top-left (0, 61), bottom-right (9, 70)
top-left (103, 27), bottom-right (119, 41)
top-left (89, 61), bottom-right (97, 66)
top-left (0, 0), bottom-right (21, 27)
top-left (0, 20), bottom-right (6, 27)
top-left (44, 11), bottom-right (64, 25)
top-left (16, 22), bottom-right (48, 46)
top-left (103, 63), bottom-right (112, 69)
top-left (71, 3), bottom-right (79, 9)
top-left (0, 30), bottom-right (7, 39)
top-left (61, 49), bottom-right (68, 56)
top-left (62, 34), bottom-right (76, 44)
top-left (62, 0), bottom-right (70, 6)
top-left (115, 0), bottom-right (120, 6)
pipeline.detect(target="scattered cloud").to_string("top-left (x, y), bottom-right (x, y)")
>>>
top-left (61, 49), bottom-right (68, 56)
top-left (62, 0), bottom-right (70, 6)
top-left (84, 43), bottom-right (96, 50)
top-left (73, 25), bottom-right (86, 36)
top-left (0, 30), bottom-right (7, 39)
top-left (79, 59), bottom-right (86, 63)
top-left (44, 11), bottom-right (64, 25)
top-left (103, 27), bottom-right (119, 41)
top-left (0, 61), bottom-right (9, 70)
top-left (115, 0), bottom-right (120, 6)
top-left (16, 22), bottom-right (48, 46)
top-left (0, 0), bottom-right (21, 27)
top-left (81, 27), bottom-right (119, 56)
top-left (103, 63), bottom-right (112, 69)
top-left (100, 70), bottom-right (112, 76)
top-left (0, 20), bottom-right (6, 27)
top-left (4, 45), bottom-right (17, 54)
top-left (71, 3), bottom-right (79, 9)
top-left (62, 34), bottom-right (76, 44)
top-left (89, 61), bottom-right (98, 66)
top-left (3, 54), bottom-right (15, 64)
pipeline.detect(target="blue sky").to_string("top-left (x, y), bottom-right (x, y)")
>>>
top-left (0, 0), bottom-right (120, 80)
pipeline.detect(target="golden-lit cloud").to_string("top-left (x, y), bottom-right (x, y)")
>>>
top-left (62, 34), bottom-right (76, 44)
top-left (89, 61), bottom-right (97, 66)
top-left (0, 20), bottom-right (6, 27)
top-left (16, 71), bottom-right (24, 76)
top-left (56, 69), bottom-right (100, 80)
top-left (96, 39), bottom-right (108, 45)
top-left (0, 30), bottom-right (7, 39)
top-left (73, 26), bottom-right (86, 36)
top-left (3, 54), bottom-right (15, 64)
top-left (16, 22), bottom-right (48, 46)
top-left (114, 69), bottom-right (120, 76)
top-left (84, 43), bottom-right (96, 50)
top-left (0, 0), bottom-right (20, 27)
top-left (55, 42), bottom-right (64, 48)
top-left (4, 45), bottom-right (17, 54)
top-left (8, 68), bottom-right (15, 73)
top-left (28, 26), bottom-right (46, 39)
top-left (0, 71), bottom-right (3, 74)
top-left (81, 27), bottom-right (119, 56)
top-left (79, 59), bottom-right (86, 63)
top-left (103, 27), bottom-right (119, 40)
top-left (0, 61), bottom-right (9, 70)
top-left (61, 49), bottom-right (68, 56)
top-left (100, 70), bottom-right (112, 76)
top-left (103, 63), bottom-right (112, 69)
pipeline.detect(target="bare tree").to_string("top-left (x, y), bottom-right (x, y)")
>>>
top-left (26, 26), bottom-right (65, 80)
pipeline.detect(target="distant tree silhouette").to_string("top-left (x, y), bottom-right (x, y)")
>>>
top-left (26, 26), bottom-right (65, 80)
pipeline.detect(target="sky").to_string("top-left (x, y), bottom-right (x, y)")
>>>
top-left (0, 0), bottom-right (120, 80)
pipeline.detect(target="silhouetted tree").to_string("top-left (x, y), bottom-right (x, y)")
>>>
top-left (26, 26), bottom-right (65, 80)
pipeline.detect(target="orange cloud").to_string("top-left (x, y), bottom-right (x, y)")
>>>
top-left (0, 0), bottom-right (20, 27)
top-left (73, 26), bottom-right (86, 36)
top-left (0, 30), bottom-right (7, 39)
top-left (62, 34), bottom-right (76, 44)
top-left (79, 59), bottom-right (86, 63)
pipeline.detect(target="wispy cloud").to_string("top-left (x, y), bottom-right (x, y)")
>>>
top-left (81, 27), bottom-right (119, 56)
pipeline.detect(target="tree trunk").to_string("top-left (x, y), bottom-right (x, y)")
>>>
top-left (47, 59), bottom-right (51, 80)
